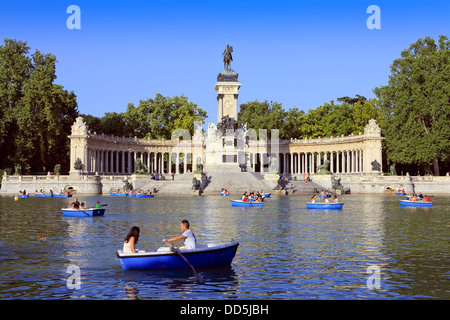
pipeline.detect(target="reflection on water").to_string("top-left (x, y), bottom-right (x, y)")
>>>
top-left (0, 194), bottom-right (449, 299)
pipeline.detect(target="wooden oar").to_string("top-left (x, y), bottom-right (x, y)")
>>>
top-left (168, 243), bottom-right (203, 284)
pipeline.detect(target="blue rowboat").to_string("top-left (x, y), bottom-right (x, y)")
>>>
top-left (263, 193), bottom-right (271, 198)
top-left (318, 194), bottom-right (331, 198)
top-left (396, 192), bottom-right (405, 196)
top-left (230, 200), bottom-right (264, 207)
top-left (18, 194), bottom-right (29, 198)
top-left (110, 192), bottom-right (127, 196)
top-left (35, 193), bottom-right (53, 197)
top-left (220, 193), bottom-right (229, 196)
top-left (306, 202), bottom-right (344, 210)
top-left (128, 194), bottom-right (136, 197)
top-left (399, 200), bottom-right (432, 207)
top-left (53, 194), bottom-right (72, 198)
top-left (116, 242), bottom-right (239, 271)
top-left (61, 208), bottom-right (106, 217)
top-left (135, 194), bottom-right (154, 198)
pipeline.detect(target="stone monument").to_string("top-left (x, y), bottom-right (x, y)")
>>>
top-left (204, 45), bottom-right (244, 173)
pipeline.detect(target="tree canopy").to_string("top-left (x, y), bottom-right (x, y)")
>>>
top-left (82, 94), bottom-right (207, 140)
top-left (0, 39), bottom-right (78, 174)
top-left (374, 35), bottom-right (450, 175)
top-left (238, 98), bottom-right (381, 140)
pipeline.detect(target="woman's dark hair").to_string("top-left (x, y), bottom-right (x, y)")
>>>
top-left (125, 226), bottom-right (140, 244)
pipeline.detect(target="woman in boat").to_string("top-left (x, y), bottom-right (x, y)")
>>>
top-left (80, 202), bottom-right (87, 209)
top-left (310, 195), bottom-right (316, 203)
top-left (124, 226), bottom-right (141, 253)
top-left (424, 195), bottom-right (431, 202)
top-left (323, 197), bottom-right (329, 204)
top-left (333, 195), bottom-right (339, 203)
top-left (242, 193), bottom-right (248, 202)
top-left (162, 220), bottom-right (197, 250)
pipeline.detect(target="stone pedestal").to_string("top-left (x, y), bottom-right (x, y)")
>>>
top-left (312, 174), bottom-right (333, 190)
top-left (215, 69), bottom-right (241, 123)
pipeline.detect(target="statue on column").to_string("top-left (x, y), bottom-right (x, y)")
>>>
top-left (222, 44), bottom-right (233, 70)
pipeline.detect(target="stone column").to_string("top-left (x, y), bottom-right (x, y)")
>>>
top-left (347, 151), bottom-right (350, 173)
top-left (127, 152), bottom-right (131, 174)
top-left (330, 152), bottom-right (334, 173)
top-left (121, 151), bottom-right (125, 174)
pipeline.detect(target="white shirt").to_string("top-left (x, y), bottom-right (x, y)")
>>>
top-left (123, 241), bottom-right (133, 253)
top-left (183, 229), bottom-right (196, 249)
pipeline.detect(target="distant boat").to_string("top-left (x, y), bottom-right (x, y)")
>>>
top-left (306, 203), bottom-right (344, 210)
top-left (135, 194), bottom-right (154, 198)
top-left (230, 200), bottom-right (264, 207)
top-left (399, 200), bottom-right (432, 207)
top-left (18, 194), bottom-right (29, 198)
top-left (35, 193), bottom-right (53, 197)
top-left (220, 193), bottom-right (229, 196)
top-left (110, 192), bottom-right (127, 196)
top-left (116, 241), bottom-right (239, 271)
top-left (263, 193), bottom-right (271, 198)
top-left (61, 208), bottom-right (106, 217)
top-left (53, 194), bottom-right (72, 198)
top-left (396, 192), bottom-right (405, 195)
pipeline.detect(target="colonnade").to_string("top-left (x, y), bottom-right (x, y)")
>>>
top-left (248, 149), bottom-right (364, 174)
top-left (85, 149), bottom-right (193, 175)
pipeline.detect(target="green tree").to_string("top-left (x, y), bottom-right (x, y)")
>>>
top-left (123, 94), bottom-right (207, 139)
top-left (374, 35), bottom-right (450, 175)
top-left (238, 100), bottom-right (287, 139)
top-left (0, 39), bottom-right (78, 173)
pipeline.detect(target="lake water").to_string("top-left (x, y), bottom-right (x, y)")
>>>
top-left (0, 193), bottom-right (449, 300)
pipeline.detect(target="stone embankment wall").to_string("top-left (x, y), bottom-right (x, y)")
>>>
top-left (1, 173), bottom-right (450, 195)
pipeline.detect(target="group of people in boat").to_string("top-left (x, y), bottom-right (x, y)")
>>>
top-left (19, 190), bottom-right (27, 195)
top-left (241, 190), bottom-right (265, 203)
top-left (71, 198), bottom-right (102, 209)
top-left (123, 220), bottom-right (196, 254)
top-left (310, 194), bottom-right (339, 204)
top-left (114, 189), bottom-right (153, 195)
top-left (35, 189), bottom-right (53, 195)
top-left (409, 193), bottom-right (431, 202)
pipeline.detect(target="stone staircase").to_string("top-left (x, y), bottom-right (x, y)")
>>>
top-left (124, 169), bottom-right (334, 196)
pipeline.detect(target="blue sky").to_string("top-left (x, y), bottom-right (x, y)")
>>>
top-left (1, 0), bottom-right (449, 123)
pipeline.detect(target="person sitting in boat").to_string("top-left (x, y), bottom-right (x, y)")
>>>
top-left (418, 192), bottom-right (423, 198)
top-left (310, 195), bottom-right (316, 203)
top-left (162, 220), bottom-right (197, 250)
top-left (147, 190), bottom-right (152, 195)
top-left (123, 226), bottom-right (141, 254)
top-left (333, 195), bottom-right (339, 203)
top-left (71, 198), bottom-right (80, 209)
top-left (223, 189), bottom-right (228, 195)
top-left (80, 202), bottom-right (87, 210)
top-left (424, 195), bottom-right (431, 202)
top-left (323, 197), bottom-right (329, 204)
top-left (242, 193), bottom-right (248, 202)
top-left (409, 194), bottom-right (417, 202)
top-left (95, 201), bottom-right (101, 209)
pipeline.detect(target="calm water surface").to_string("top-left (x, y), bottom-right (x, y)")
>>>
top-left (0, 193), bottom-right (449, 300)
